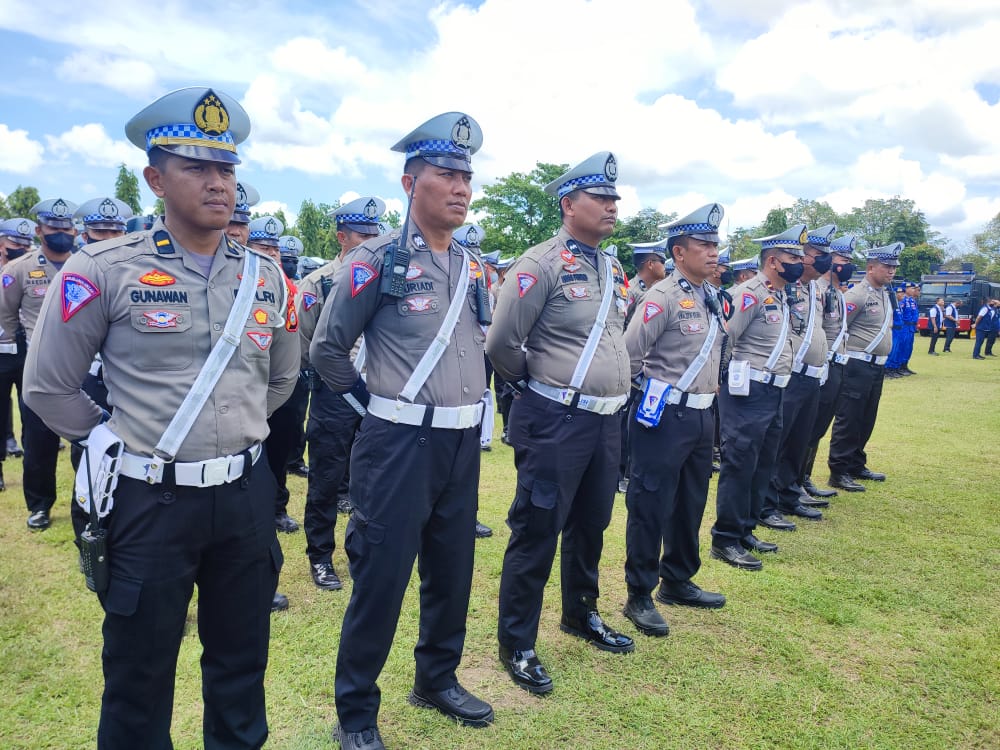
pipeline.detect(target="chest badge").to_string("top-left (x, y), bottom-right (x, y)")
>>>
top-left (139, 270), bottom-right (176, 286)
top-left (679, 298), bottom-right (695, 309)
top-left (568, 286), bottom-right (590, 299)
top-left (142, 311), bottom-right (179, 329)
top-left (253, 309), bottom-right (268, 325)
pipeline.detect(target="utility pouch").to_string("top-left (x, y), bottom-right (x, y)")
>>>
top-left (728, 360), bottom-right (750, 396)
top-left (636, 377), bottom-right (671, 428)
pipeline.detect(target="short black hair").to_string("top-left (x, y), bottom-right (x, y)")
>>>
top-left (403, 157), bottom-right (429, 177)
top-left (148, 146), bottom-right (171, 169)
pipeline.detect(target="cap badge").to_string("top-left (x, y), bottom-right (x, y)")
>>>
top-left (799, 228), bottom-right (808, 244)
top-left (52, 198), bottom-right (70, 218)
top-left (466, 226), bottom-right (480, 245)
top-left (236, 184), bottom-right (248, 205)
top-left (363, 199), bottom-right (379, 220)
top-left (17, 221), bottom-right (29, 234)
top-left (193, 90), bottom-right (230, 136)
top-left (708, 205), bottom-right (722, 229)
top-left (451, 116), bottom-right (473, 148)
top-left (99, 198), bottom-right (119, 218)
top-left (604, 154), bottom-right (617, 181)
top-left (264, 218), bottom-right (278, 235)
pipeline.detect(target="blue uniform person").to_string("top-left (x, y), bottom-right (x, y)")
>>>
top-left (972, 299), bottom-right (998, 359)
top-left (310, 113), bottom-right (495, 749)
top-left (884, 286), bottom-right (906, 378)
top-left (899, 283), bottom-right (919, 373)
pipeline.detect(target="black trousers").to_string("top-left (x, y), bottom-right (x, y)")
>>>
top-left (0, 352), bottom-right (23, 463)
top-left (21, 401), bottom-right (61, 514)
top-left (97, 459), bottom-right (281, 750)
top-left (768, 372), bottom-right (820, 513)
top-left (712, 381), bottom-right (784, 547)
top-left (986, 329), bottom-right (997, 355)
top-left (303, 383), bottom-right (363, 565)
top-left (497, 388), bottom-right (620, 650)
top-left (927, 327), bottom-right (941, 353)
top-left (943, 326), bottom-right (956, 351)
top-left (828, 360), bottom-right (885, 476)
top-left (618, 389), bottom-right (639, 484)
top-left (285, 373), bottom-right (309, 469)
top-left (265, 375), bottom-right (309, 516)
top-left (624, 400), bottom-right (713, 594)
top-left (801, 361), bottom-right (844, 482)
top-left (335, 416), bottom-right (479, 732)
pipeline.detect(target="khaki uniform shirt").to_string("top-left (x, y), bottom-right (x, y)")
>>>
top-left (22, 219), bottom-right (299, 460)
top-left (816, 276), bottom-right (847, 357)
top-left (297, 256), bottom-right (342, 369)
top-left (310, 227), bottom-right (487, 406)
top-left (0, 250), bottom-right (61, 343)
top-left (788, 279), bottom-right (829, 368)
top-left (726, 271), bottom-right (794, 375)
top-left (486, 228), bottom-right (630, 397)
top-left (626, 272), bottom-right (722, 394)
top-left (843, 278), bottom-right (893, 356)
top-left (624, 275), bottom-right (649, 330)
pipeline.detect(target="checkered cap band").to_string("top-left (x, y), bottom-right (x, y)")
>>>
top-left (82, 213), bottom-right (126, 227)
top-left (557, 174), bottom-right (609, 198)
top-left (756, 238), bottom-right (801, 250)
top-left (336, 213), bottom-right (379, 225)
top-left (146, 124), bottom-right (236, 152)
top-left (248, 230), bottom-right (279, 241)
top-left (868, 251), bottom-right (897, 262)
top-left (405, 138), bottom-right (470, 161)
top-left (668, 222), bottom-right (715, 237)
top-left (807, 233), bottom-right (832, 246)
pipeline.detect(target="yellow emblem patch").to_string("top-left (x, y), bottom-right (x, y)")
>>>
top-left (799, 228), bottom-right (808, 244)
top-left (193, 90), bottom-right (230, 136)
top-left (139, 270), bottom-right (176, 286)
top-left (679, 298), bottom-right (695, 309)
top-left (764, 296), bottom-right (775, 304)
top-left (28, 270), bottom-right (46, 279)
top-left (253, 309), bottom-right (268, 325)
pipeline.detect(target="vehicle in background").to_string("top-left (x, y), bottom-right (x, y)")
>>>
top-left (917, 264), bottom-right (1000, 337)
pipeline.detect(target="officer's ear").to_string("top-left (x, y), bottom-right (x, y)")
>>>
top-left (144, 165), bottom-right (166, 198)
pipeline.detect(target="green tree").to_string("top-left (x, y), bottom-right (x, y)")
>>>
top-left (5, 185), bottom-right (41, 218)
top-left (114, 164), bottom-right (142, 214)
top-left (897, 243), bottom-right (944, 281)
top-left (605, 208), bottom-right (676, 276)
top-left (470, 162), bottom-right (567, 257)
top-left (382, 209), bottom-right (401, 229)
top-left (723, 227), bottom-right (759, 260)
top-left (0, 194), bottom-right (9, 220)
top-left (786, 198), bottom-right (839, 230)
top-left (153, 197), bottom-right (165, 217)
top-left (295, 199), bottom-right (337, 258)
top-left (968, 212), bottom-right (1000, 279)
top-left (759, 207), bottom-right (789, 236)
top-left (843, 197), bottom-right (928, 250)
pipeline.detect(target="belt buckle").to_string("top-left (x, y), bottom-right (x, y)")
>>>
top-left (201, 457), bottom-right (231, 487)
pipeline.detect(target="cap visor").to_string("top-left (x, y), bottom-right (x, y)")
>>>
top-left (581, 186), bottom-right (621, 199)
top-left (39, 217), bottom-right (74, 230)
top-left (160, 143), bottom-right (241, 165)
top-left (84, 221), bottom-right (126, 231)
top-left (419, 155), bottom-right (472, 172)
top-left (689, 232), bottom-right (720, 243)
top-left (342, 222), bottom-right (381, 236)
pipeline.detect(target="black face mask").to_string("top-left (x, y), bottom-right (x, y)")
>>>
top-left (719, 270), bottom-right (734, 286)
top-left (5, 247), bottom-right (27, 261)
top-left (834, 262), bottom-right (856, 283)
top-left (777, 260), bottom-right (804, 284)
top-left (43, 231), bottom-right (76, 254)
top-left (811, 253), bottom-right (833, 274)
top-left (281, 258), bottom-right (299, 278)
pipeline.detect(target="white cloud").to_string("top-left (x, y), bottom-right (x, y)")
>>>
top-left (724, 190), bottom-right (799, 233)
top-left (0, 124), bottom-right (44, 173)
top-left (256, 200), bottom-right (297, 228)
top-left (45, 123), bottom-right (146, 169)
top-left (56, 52), bottom-right (157, 96)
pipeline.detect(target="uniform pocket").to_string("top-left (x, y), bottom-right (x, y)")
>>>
top-left (516, 478), bottom-right (560, 539)
top-left (102, 574), bottom-right (142, 617)
top-left (269, 538), bottom-right (284, 574)
top-left (129, 305), bottom-right (193, 370)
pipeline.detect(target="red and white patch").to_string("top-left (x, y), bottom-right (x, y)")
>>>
top-left (560, 249), bottom-right (575, 264)
top-left (846, 303), bottom-right (857, 314)
top-left (563, 262), bottom-right (581, 272)
top-left (740, 292), bottom-right (758, 312)
top-left (61, 273), bottom-right (100, 322)
top-left (142, 311), bottom-right (179, 328)
top-left (681, 321), bottom-right (705, 334)
top-left (568, 286), bottom-right (590, 299)
top-left (643, 301), bottom-right (664, 323)
top-left (405, 265), bottom-right (424, 280)
top-left (766, 312), bottom-right (782, 324)
top-left (351, 262), bottom-right (377, 298)
top-left (517, 273), bottom-right (537, 298)
top-left (247, 331), bottom-right (273, 350)
top-left (406, 296), bottom-right (433, 312)
top-left (31, 286), bottom-right (47, 297)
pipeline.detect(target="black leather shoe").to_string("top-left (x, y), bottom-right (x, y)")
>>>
top-left (902, 367), bottom-right (917, 375)
top-left (560, 611), bottom-right (635, 653)
top-left (741, 535), bottom-right (778, 554)
top-left (408, 683), bottom-right (494, 727)
top-left (499, 645), bottom-right (553, 694)
top-left (829, 474), bottom-right (865, 492)
top-left (288, 463), bottom-right (310, 478)
top-left (500, 429), bottom-right (512, 446)
top-left (475, 520), bottom-right (493, 538)
top-left (275, 513), bottom-right (300, 533)
top-left (271, 593), bottom-right (289, 612)
top-left (480, 443), bottom-right (492, 452)
top-left (337, 495), bottom-right (353, 514)
top-left (780, 503), bottom-right (822, 520)
top-left (333, 725), bottom-right (385, 750)
top-left (797, 492), bottom-right (829, 508)
top-left (856, 467), bottom-right (886, 481)
top-left (974, 355), bottom-right (986, 360)
top-left (27, 510), bottom-right (50, 530)
top-left (622, 595), bottom-right (669, 636)
top-left (802, 477), bottom-right (837, 498)
top-left (759, 513), bottom-right (796, 531)
top-left (6, 437), bottom-right (21, 457)
top-left (656, 580), bottom-right (726, 609)
top-left (311, 562), bottom-right (343, 591)
top-left (710, 544), bottom-right (762, 570)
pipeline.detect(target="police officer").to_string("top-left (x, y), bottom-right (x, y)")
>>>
top-left (0, 197), bottom-right (78, 530)
top-left (0, 217), bottom-right (36, 490)
top-left (828, 243), bottom-right (900, 491)
top-left (942, 298), bottom-right (959, 352)
top-left (972, 297), bottom-right (995, 360)
top-left (799, 234), bottom-right (858, 498)
top-left (226, 180), bottom-right (259, 245)
top-left (884, 285), bottom-right (906, 378)
top-left (927, 296), bottom-right (944, 354)
top-left (711, 225), bottom-right (805, 570)
top-left (984, 299), bottom-right (1000, 356)
top-left (311, 112), bottom-right (494, 748)
top-left (899, 282), bottom-right (919, 373)
top-left (487, 151), bottom-right (634, 695)
top-left (299, 195), bottom-right (385, 592)
top-left (23, 86), bottom-right (298, 749)
top-left (279, 234), bottom-right (310, 478)
top-left (622, 203), bottom-right (727, 638)
top-left (730, 256), bottom-right (759, 284)
top-left (765, 224), bottom-right (837, 522)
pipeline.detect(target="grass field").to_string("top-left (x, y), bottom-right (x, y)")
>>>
top-left (1, 337), bottom-right (998, 749)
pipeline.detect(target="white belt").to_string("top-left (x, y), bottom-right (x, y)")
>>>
top-left (120, 443), bottom-right (262, 487)
top-left (367, 394), bottom-right (483, 429)
top-left (794, 362), bottom-right (829, 380)
top-left (528, 379), bottom-right (628, 415)
top-left (0, 343), bottom-right (17, 355)
top-left (664, 387), bottom-right (715, 410)
top-left (747, 368), bottom-right (791, 388)
top-left (88, 359), bottom-right (102, 377)
top-left (828, 351), bottom-right (849, 365)
top-left (846, 351), bottom-right (888, 366)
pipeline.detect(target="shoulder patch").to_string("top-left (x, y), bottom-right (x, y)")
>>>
top-left (517, 272), bottom-right (538, 298)
top-left (351, 262), bottom-right (377, 298)
top-left (643, 301), bottom-right (664, 323)
top-left (302, 292), bottom-right (318, 310)
top-left (61, 273), bottom-right (101, 322)
top-left (740, 292), bottom-right (758, 312)
top-left (247, 331), bottom-right (273, 350)
top-left (846, 302), bottom-right (857, 313)
top-left (2, 274), bottom-right (13, 289)
top-left (285, 300), bottom-right (299, 332)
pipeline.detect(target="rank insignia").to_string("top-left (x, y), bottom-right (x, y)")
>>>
top-left (142, 311), bottom-right (179, 328)
top-left (253, 309), bottom-right (268, 325)
top-left (568, 286), bottom-right (590, 299)
top-left (619, 285), bottom-right (628, 298)
top-left (643, 302), bottom-right (663, 323)
top-left (140, 270), bottom-right (176, 286)
top-left (351, 262), bottom-right (377, 297)
top-left (61, 273), bottom-right (100, 322)
top-left (763, 296), bottom-right (775, 304)
top-left (517, 273), bottom-right (537, 298)
top-left (560, 249), bottom-right (575, 264)
top-left (31, 287), bottom-right (47, 297)
top-left (405, 296), bottom-right (433, 312)
top-left (193, 89), bottom-right (230, 136)
top-left (679, 298), bottom-right (695, 309)
top-left (1, 275), bottom-right (13, 288)
top-left (846, 303), bottom-right (857, 313)
top-left (469, 260), bottom-right (482, 280)
top-left (247, 331), bottom-right (272, 350)
top-left (740, 292), bottom-right (758, 311)
top-left (406, 265), bottom-right (424, 280)
top-left (29, 270), bottom-right (46, 279)
top-left (302, 292), bottom-right (318, 310)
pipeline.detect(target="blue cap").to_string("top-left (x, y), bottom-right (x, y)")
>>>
top-left (867, 241), bottom-right (903, 267)
top-left (718, 250), bottom-right (731, 266)
top-left (0, 218), bottom-right (36, 246)
top-left (661, 203), bottom-right (724, 242)
top-left (495, 255), bottom-right (516, 271)
top-left (126, 87), bottom-right (251, 165)
top-left (74, 197), bottom-right (133, 231)
top-left (391, 112), bottom-right (482, 173)
top-left (906, 281), bottom-right (918, 289)
top-left (805, 224), bottom-right (837, 251)
top-left (453, 223), bottom-right (485, 249)
top-left (232, 182), bottom-right (260, 224)
top-left (731, 256), bottom-right (760, 272)
top-left (628, 238), bottom-right (668, 262)
top-left (278, 235), bottom-right (302, 257)
top-left (545, 151), bottom-right (620, 199)
top-left (830, 234), bottom-right (858, 258)
top-left (248, 216), bottom-right (283, 246)
top-left (481, 250), bottom-right (501, 265)
top-left (753, 223), bottom-right (807, 256)
top-left (333, 196), bottom-right (385, 236)
top-left (31, 198), bottom-right (78, 229)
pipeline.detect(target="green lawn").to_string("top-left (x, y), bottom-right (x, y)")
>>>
top-left (1, 337), bottom-right (998, 749)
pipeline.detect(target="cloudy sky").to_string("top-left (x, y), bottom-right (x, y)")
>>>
top-left (2, 0), bottom-right (999, 248)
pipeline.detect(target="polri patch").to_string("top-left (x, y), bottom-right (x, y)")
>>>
top-left (302, 292), bottom-right (318, 310)
top-left (406, 265), bottom-right (424, 280)
top-left (351, 262), bottom-right (377, 298)
top-left (568, 286), bottom-right (590, 299)
top-left (139, 270), bottom-right (176, 286)
top-left (740, 292), bottom-right (758, 311)
top-left (247, 331), bottom-right (273, 350)
top-left (517, 273), bottom-right (537, 298)
top-left (560, 249), bottom-right (575, 264)
top-left (61, 273), bottom-right (100, 322)
top-left (142, 311), bottom-right (179, 328)
top-left (643, 301), bottom-right (663, 323)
